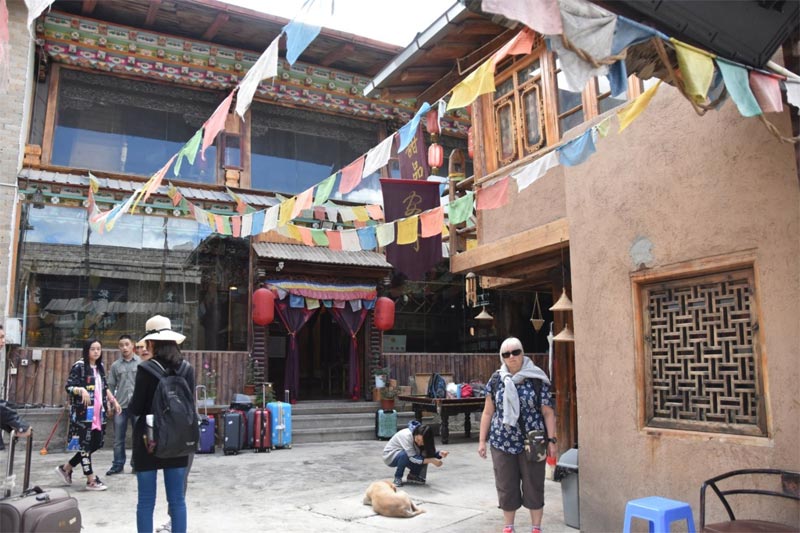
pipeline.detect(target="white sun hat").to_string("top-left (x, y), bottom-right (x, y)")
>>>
top-left (140, 315), bottom-right (186, 344)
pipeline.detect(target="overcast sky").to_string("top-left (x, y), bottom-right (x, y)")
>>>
top-left (222, 0), bottom-right (456, 47)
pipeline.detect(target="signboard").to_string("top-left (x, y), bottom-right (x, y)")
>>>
top-left (383, 334), bottom-right (407, 353)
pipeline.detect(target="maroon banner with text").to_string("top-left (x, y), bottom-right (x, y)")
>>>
top-left (380, 179), bottom-right (442, 281)
top-left (396, 124), bottom-right (430, 180)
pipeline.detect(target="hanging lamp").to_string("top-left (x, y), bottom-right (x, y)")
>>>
top-left (549, 287), bottom-right (573, 312)
top-left (474, 306), bottom-right (494, 321)
top-left (553, 323), bottom-right (575, 343)
top-left (530, 292), bottom-right (545, 332)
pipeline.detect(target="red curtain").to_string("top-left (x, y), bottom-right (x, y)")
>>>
top-left (330, 307), bottom-right (368, 400)
top-left (274, 299), bottom-right (316, 402)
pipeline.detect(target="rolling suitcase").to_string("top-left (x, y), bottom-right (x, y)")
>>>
top-left (0, 430), bottom-right (82, 532)
top-left (195, 385), bottom-right (215, 454)
top-left (266, 390), bottom-right (292, 449)
top-left (375, 409), bottom-right (398, 440)
top-left (247, 385), bottom-right (271, 453)
top-left (222, 410), bottom-right (246, 455)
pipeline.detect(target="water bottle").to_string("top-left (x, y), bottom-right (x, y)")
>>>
top-left (456, 384), bottom-right (462, 399)
top-left (85, 405), bottom-right (94, 422)
top-left (145, 414), bottom-right (156, 453)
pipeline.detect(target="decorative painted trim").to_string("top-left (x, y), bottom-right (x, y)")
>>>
top-left (39, 12), bottom-right (470, 136)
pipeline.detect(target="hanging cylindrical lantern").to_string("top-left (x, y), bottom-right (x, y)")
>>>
top-left (374, 296), bottom-right (395, 331)
top-left (467, 126), bottom-right (474, 160)
top-left (252, 287), bottom-right (275, 326)
top-left (428, 142), bottom-right (444, 175)
top-left (426, 109), bottom-right (440, 137)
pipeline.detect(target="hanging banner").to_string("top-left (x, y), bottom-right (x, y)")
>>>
top-left (397, 124), bottom-right (430, 181)
top-left (380, 179), bottom-right (442, 281)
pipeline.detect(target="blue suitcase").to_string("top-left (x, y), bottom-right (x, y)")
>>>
top-left (195, 386), bottom-right (215, 454)
top-left (375, 409), bottom-right (397, 440)
top-left (267, 397), bottom-right (292, 449)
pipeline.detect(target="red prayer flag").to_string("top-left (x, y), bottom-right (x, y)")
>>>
top-left (477, 177), bottom-right (510, 210)
top-left (143, 154), bottom-right (176, 202)
top-left (326, 230), bottom-right (343, 251)
top-left (231, 216), bottom-right (241, 238)
top-left (214, 214), bottom-right (226, 234)
top-left (338, 156), bottom-right (366, 194)
top-left (202, 91), bottom-right (234, 160)
top-left (366, 204), bottom-right (384, 220)
top-left (420, 206), bottom-right (444, 238)
top-left (749, 71), bottom-right (783, 114)
top-left (298, 226), bottom-right (313, 246)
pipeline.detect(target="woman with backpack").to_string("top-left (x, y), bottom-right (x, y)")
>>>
top-left (478, 337), bottom-right (557, 533)
top-left (129, 315), bottom-right (195, 533)
top-left (382, 422), bottom-right (448, 486)
top-left (55, 338), bottom-right (121, 491)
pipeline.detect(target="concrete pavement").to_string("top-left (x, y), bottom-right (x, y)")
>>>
top-left (3, 435), bottom-right (578, 532)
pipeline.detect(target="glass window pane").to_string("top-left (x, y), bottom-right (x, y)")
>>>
top-left (522, 87), bottom-right (542, 148)
top-left (519, 60), bottom-right (542, 82)
top-left (557, 72), bottom-right (583, 115)
top-left (496, 103), bottom-right (515, 162)
top-left (23, 205), bottom-right (86, 245)
top-left (494, 77), bottom-right (514, 99)
top-left (598, 94), bottom-right (627, 114)
top-left (559, 108), bottom-right (585, 133)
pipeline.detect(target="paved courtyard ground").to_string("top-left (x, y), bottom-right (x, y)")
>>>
top-left (3, 435), bottom-right (578, 532)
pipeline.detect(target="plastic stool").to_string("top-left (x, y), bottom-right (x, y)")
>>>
top-left (623, 496), bottom-right (696, 533)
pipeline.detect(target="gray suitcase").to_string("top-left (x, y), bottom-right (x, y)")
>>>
top-left (0, 430), bottom-right (81, 532)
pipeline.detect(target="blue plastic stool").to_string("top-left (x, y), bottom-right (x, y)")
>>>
top-left (623, 496), bottom-right (696, 533)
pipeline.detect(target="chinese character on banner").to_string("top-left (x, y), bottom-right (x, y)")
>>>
top-left (397, 124), bottom-right (430, 180)
top-left (380, 179), bottom-right (442, 281)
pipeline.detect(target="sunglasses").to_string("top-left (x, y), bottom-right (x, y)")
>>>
top-left (501, 348), bottom-right (523, 358)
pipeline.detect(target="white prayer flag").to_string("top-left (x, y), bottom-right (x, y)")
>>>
top-left (235, 36), bottom-right (279, 119)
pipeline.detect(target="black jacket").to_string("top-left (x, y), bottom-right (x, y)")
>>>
top-left (0, 401), bottom-right (30, 450)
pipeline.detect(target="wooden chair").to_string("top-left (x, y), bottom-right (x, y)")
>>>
top-left (700, 469), bottom-right (800, 532)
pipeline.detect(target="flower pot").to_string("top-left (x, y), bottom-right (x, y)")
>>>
top-left (372, 388), bottom-right (381, 402)
top-left (375, 375), bottom-right (387, 388)
top-left (243, 384), bottom-right (255, 395)
top-left (380, 399), bottom-right (395, 411)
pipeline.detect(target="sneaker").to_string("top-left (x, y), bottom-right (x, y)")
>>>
top-left (106, 467), bottom-right (123, 475)
top-left (54, 465), bottom-right (72, 486)
top-left (532, 527), bottom-right (542, 533)
top-left (86, 477), bottom-right (108, 491)
top-left (502, 526), bottom-right (515, 533)
top-left (393, 477), bottom-right (404, 487)
top-left (156, 520), bottom-right (172, 532)
top-left (406, 473), bottom-right (426, 485)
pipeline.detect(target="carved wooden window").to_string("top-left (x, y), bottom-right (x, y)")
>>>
top-left (492, 53), bottom-right (546, 167)
top-left (638, 267), bottom-right (766, 436)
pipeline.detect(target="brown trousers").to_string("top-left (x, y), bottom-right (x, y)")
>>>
top-left (490, 445), bottom-right (546, 511)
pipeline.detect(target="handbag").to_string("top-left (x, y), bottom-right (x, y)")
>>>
top-left (518, 378), bottom-right (547, 463)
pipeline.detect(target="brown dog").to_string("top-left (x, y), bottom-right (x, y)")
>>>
top-left (363, 480), bottom-right (425, 518)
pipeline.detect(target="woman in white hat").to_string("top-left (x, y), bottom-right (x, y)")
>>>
top-left (129, 315), bottom-right (194, 533)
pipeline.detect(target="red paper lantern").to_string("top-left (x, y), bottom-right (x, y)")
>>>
top-left (467, 126), bottom-right (474, 160)
top-left (425, 109), bottom-right (440, 136)
top-left (428, 143), bottom-right (444, 173)
top-left (252, 287), bottom-right (275, 326)
top-left (374, 297), bottom-right (395, 331)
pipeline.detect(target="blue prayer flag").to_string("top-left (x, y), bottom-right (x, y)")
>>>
top-left (558, 129), bottom-right (597, 167)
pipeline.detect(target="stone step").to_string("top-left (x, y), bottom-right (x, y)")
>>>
top-left (292, 411), bottom-right (417, 431)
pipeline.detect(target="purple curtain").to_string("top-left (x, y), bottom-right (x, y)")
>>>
top-left (274, 299), bottom-right (316, 402)
top-left (330, 306), bottom-right (368, 400)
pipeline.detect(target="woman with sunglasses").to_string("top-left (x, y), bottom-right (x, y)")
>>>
top-left (478, 337), bottom-right (557, 533)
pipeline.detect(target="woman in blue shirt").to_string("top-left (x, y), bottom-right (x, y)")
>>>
top-left (478, 337), bottom-right (557, 533)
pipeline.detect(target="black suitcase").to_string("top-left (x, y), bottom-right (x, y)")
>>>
top-left (0, 430), bottom-right (82, 532)
top-left (222, 410), bottom-right (246, 455)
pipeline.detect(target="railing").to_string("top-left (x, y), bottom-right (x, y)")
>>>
top-left (383, 352), bottom-right (548, 388)
top-left (6, 348), bottom-right (249, 407)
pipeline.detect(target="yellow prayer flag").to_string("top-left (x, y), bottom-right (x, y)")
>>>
top-left (466, 238), bottom-right (477, 251)
top-left (351, 206), bottom-right (369, 222)
top-left (278, 197), bottom-right (296, 226)
top-left (396, 215), bottom-right (419, 245)
top-left (671, 38), bottom-right (714, 104)
top-left (442, 222), bottom-right (449, 238)
top-left (596, 116), bottom-right (612, 138)
top-left (447, 59), bottom-right (495, 111)
top-left (286, 224), bottom-right (302, 242)
top-left (617, 80), bottom-right (662, 132)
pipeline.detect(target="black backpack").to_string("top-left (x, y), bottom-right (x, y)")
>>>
top-left (142, 359), bottom-right (199, 459)
top-left (427, 373), bottom-right (447, 398)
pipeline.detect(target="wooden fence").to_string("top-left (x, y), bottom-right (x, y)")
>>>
top-left (6, 348), bottom-right (249, 407)
top-left (383, 352), bottom-right (548, 389)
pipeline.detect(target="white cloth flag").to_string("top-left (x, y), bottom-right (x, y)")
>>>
top-left (24, 0), bottom-right (54, 35)
top-left (785, 80), bottom-right (800, 110)
top-left (362, 134), bottom-right (394, 177)
top-left (375, 223), bottom-right (395, 247)
top-left (240, 212), bottom-right (253, 237)
top-left (262, 205), bottom-right (279, 233)
top-left (235, 36), bottom-right (279, 119)
top-left (483, 0), bottom-right (563, 36)
top-left (340, 229), bottom-right (360, 251)
top-left (338, 206), bottom-right (356, 222)
top-left (549, 0), bottom-right (617, 92)
top-left (324, 204), bottom-right (339, 223)
top-left (513, 151), bottom-right (559, 191)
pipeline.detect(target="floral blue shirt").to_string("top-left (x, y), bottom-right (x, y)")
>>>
top-left (485, 371), bottom-right (553, 455)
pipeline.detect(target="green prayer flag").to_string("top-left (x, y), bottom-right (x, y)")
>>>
top-left (173, 129), bottom-right (203, 176)
top-left (314, 174), bottom-right (336, 205)
top-left (311, 228), bottom-right (330, 246)
top-left (449, 192), bottom-right (474, 225)
top-left (221, 216), bottom-right (232, 235)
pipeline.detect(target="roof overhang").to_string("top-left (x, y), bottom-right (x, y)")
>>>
top-left (253, 242), bottom-right (392, 271)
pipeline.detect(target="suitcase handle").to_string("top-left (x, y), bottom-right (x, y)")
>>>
top-left (5, 429), bottom-right (33, 498)
top-left (195, 385), bottom-right (208, 416)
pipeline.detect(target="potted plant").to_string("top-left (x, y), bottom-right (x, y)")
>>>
top-left (372, 366), bottom-right (390, 389)
top-left (380, 385), bottom-right (397, 411)
top-left (203, 362), bottom-right (218, 405)
top-left (243, 358), bottom-right (256, 396)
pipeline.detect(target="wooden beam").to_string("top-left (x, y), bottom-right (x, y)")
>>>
top-left (379, 85), bottom-right (431, 100)
top-left (480, 256), bottom-right (561, 280)
top-left (450, 218), bottom-right (569, 274)
top-left (202, 12), bottom-right (229, 40)
top-left (81, 0), bottom-right (97, 15)
top-left (319, 43), bottom-right (354, 67)
top-left (458, 20), bottom-right (506, 36)
top-left (399, 66), bottom-right (449, 82)
top-left (144, 0), bottom-right (162, 27)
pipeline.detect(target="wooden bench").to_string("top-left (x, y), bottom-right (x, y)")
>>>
top-left (700, 469), bottom-right (800, 532)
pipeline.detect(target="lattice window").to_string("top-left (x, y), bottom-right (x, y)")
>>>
top-left (639, 268), bottom-right (766, 436)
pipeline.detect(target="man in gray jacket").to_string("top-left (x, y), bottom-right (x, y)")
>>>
top-left (106, 334), bottom-right (140, 475)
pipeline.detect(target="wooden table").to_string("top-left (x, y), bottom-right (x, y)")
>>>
top-left (398, 395), bottom-right (486, 444)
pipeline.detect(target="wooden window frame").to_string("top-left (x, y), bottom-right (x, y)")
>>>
top-left (631, 251), bottom-right (771, 441)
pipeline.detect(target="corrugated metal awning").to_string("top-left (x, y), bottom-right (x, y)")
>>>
top-left (252, 242), bottom-right (392, 269)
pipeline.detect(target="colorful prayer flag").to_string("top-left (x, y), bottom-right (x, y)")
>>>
top-left (235, 36), bottom-right (279, 119)
top-left (375, 223), bottom-right (395, 247)
top-left (396, 216), bottom-right (419, 245)
top-left (482, 0), bottom-right (562, 36)
top-left (279, 197), bottom-right (296, 226)
top-left (558, 129), bottom-right (597, 166)
top-left (202, 90), bottom-right (234, 160)
top-left (671, 38), bottom-right (714, 104)
top-left (326, 230), bottom-right (342, 251)
top-left (339, 155), bottom-right (366, 195)
top-left (749, 71), bottom-right (783, 114)
top-left (476, 177), bottom-right (510, 210)
top-left (448, 191), bottom-right (474, 225)
top-left (356, 226), bottom-right (377, 250)
top-left (617, 80), bottom-right (661, 132)
top-left (398, 102), bottom-right (431, 152)
top-left (314, 173), bottom-right (336, 205)
top-left (420, 206), bottom-right (444, 238)
top-left (362, 134), bottom-right (394, 177)
top-left (447, 59), bottom-right (495, 111)
top-left (341, 229), bottom-right (361, 251)
top-left (173, 129), bottom-right (203, 176)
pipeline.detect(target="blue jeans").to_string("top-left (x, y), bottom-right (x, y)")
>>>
top-left (112, 407), bottom-right (137, 469)
top-left (136, 468), bottom-right (187, 533)
top-left (388, 451), bottom-right (424, 480)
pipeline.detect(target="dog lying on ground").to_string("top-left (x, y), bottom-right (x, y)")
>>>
top-left (363, 480), bottom-right (425, 518)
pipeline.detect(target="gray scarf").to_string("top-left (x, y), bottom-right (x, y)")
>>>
top-left (498, 356), bottom-right (550, 428)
